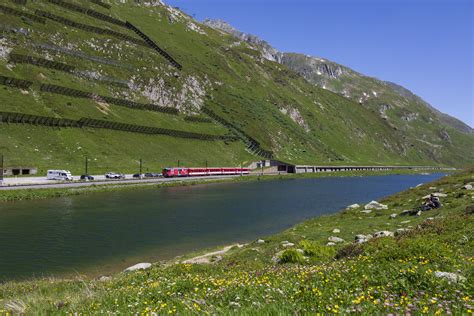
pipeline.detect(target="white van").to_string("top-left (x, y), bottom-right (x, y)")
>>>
top-left (47, 170), bottom-right (73, 181)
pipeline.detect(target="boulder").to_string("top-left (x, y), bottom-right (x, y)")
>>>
top-left (355, 234), bottom-right (373, 244)
top-left (332, 228), bottom-right (340, 233)
top-left (416, 210), bottom-right (422, 217)
top-left (326, 242), bottom-right (336, 246)
top-left (373, 231), bottom-right (394, 238)
top-left (463, 184), bottom-right (473, 190)
top-left (389, 213), bottom-right (398, 219)
top-left (124, 263), bottom-right (152, 272)
top-left (364, 201), bottom-right (388, 210)
top-left (328, 236), bottom-right (345, 243)
top-left (257, 239), bottom-right (265, 244)
top-left (98, 275), bottom-right (112, 282)
top-left (282, 242), bottom-right (295, 248)
top-left (429, 187), bottom-right (437, 190)
top-left (360, 210), bottom-right (372, 214)
top-left (296, 249), bottom-right (305, 254)
top-left (434, 271), bottom-right (466, 283)
top-left (346, 203), bottom-right (360, 209)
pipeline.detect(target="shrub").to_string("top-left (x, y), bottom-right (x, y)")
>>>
top-left (299, 240), bottom-right (336, 261)
top-left (335, 243), bottom-right (364, 260)
top-left (279, 249), bottom-right (305, 264)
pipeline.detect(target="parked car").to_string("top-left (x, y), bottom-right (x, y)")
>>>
top-left (47, 170), bottom-right (73, 181)
top-left (105, 172), bottom-right (125, 179)
top-left (80, 174), bottom-right (94, 181)
top-left (133, 173), bottom-right (144, 178)
top-left (145, 173), bottom-right (161, 178)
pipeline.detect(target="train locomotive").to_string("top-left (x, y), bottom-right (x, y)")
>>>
top-left (162, 167), bottom-right (249, 178)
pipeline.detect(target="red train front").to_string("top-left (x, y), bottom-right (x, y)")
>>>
top-left (162, 167), bottom-right (249, 178)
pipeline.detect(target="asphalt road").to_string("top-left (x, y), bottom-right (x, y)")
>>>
top-left (0, 174), bottom-right (246, 190)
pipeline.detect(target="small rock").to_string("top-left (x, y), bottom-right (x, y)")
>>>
top-left (465, 205), bottom-right (474, 215)
top-left (282, 242), bottom-right (295, 248)
top-left (373, 231), bottom-right (394, 238)
top-left (332, 228), bottom-right (340, 233)
top-left (360, 210), bottom-right (372, 214)
top-left (426, 217), bottom-right (434, 221)
top-left (422, 193), bottom-right (447, 199)
top-left (462, 184), bottom-right (473, 190)
top-left (416, 183), bottom-right (423, 187)
top-left (326, 242), bottom-right (336, 246)
top-left (272, 251), bottom-right (284, 263)
top-left (401, 220), bottom-right (411, 224)
top-left (124, 263), bottom-right (152, 272)
top-left (434, 271), bottom-right (466, 283)
top-left (328, 236), bottom-right (345, 243)
top-left (389, 213), bottom-right (398, 219)
top-left (395, 228), bottom-right (410, 236)
top-left (98, 276), bottom-right (112, 282)
top-left (364, 201), bottom-right (388, 210)
top-left (429, 187), bottom-right (437, 190)
top-left (416, 211), bottom-right (422, 217)
top-left (400, 210), bottom-right (411, 216)
top-left (296, 249), bottom-right (305, 254)
top-left (257, 239), bottom-right (265, 244)
top-left (346, 203), bottom-right (360, 209)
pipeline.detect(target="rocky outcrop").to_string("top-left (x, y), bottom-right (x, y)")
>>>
top-left (203, 19), bottom-right (282, 62)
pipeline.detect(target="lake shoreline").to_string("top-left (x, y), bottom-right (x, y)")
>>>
top-left (0, 171), bottom-right (450, 282)
top-left (0, 169), bottom-right (451, 203)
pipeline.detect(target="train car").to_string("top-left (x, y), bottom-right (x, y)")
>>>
top-left (162, 168), bottom-right (189, 178)
top-left (162, 167), bottom-right (249, 178)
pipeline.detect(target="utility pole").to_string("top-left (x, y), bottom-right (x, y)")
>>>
top-left (0, 154), bottom-right (3, 185)
top-left (85, 156), bottom-right (88, 175)
top-left (139, 158), bottom-right (143, 175)
top-left (178, 160), bottom-right (180, 168)
top-left (261, 161), bottom-right (264, 176)
top-left (205, 160), bottom-right (208, 176)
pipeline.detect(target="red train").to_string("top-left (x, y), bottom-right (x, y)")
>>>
top-left (162, 167), bottom-right (250, 178)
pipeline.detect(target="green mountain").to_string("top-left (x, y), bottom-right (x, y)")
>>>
top-left (0, 1), bottom-right (472, 175)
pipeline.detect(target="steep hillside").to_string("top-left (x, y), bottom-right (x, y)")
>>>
top-left (204, 19), bottom-right (474, 166)
top-left (0, 1), bottom-right (472, 175)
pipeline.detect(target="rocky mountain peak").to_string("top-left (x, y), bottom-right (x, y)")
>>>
top-left (203, 19), bottom-right (282, 62)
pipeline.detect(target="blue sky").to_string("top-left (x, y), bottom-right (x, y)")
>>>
top-left (166, 0), bottom-right (473, 127)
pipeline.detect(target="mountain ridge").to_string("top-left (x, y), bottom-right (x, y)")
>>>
top-left (203, 18), bottom-right (473, 134)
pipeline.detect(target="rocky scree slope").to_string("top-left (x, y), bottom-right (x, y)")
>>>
top-left (0, 1), bottom-right (471, 174)
top-left (205, 19), bottom-right (474, 166)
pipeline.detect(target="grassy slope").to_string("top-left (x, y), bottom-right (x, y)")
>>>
top-left (0, 1), bottom-right (471, 171)
top-left (0, 170), bottom-right (472, 314)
